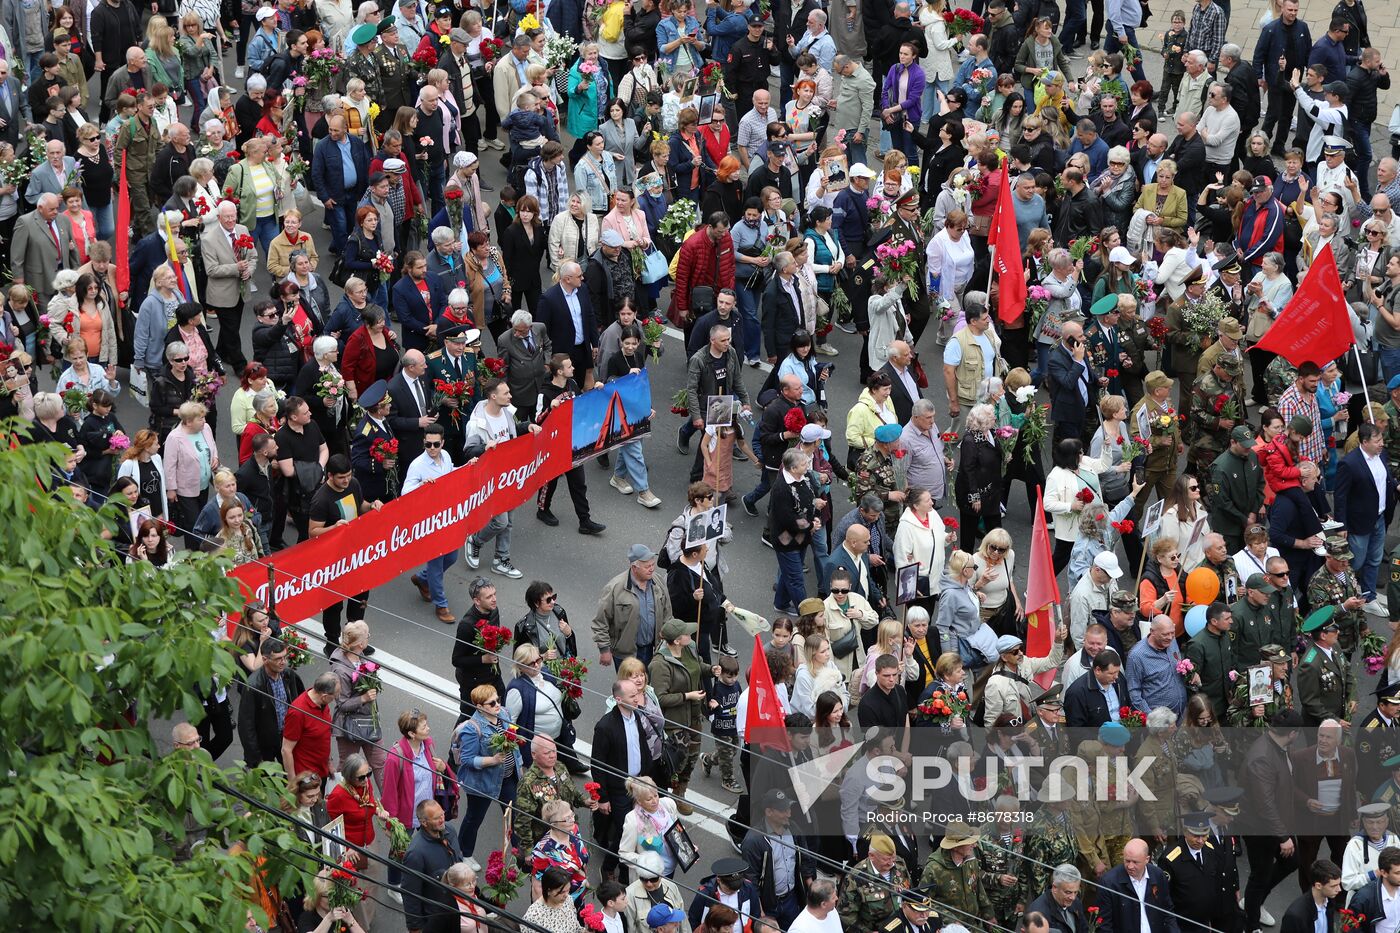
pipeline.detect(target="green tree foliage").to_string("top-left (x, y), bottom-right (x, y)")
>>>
top-left (0, 435), bottom-right (312, 931)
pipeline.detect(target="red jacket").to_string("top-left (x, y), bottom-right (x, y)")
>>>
top-left (1260, 433), bottom-right (1303, 494)
top-left (668, 225), bottom-right (735, 327)
top-left (326, 782), bottom-right (378, 847)
top-left (340, 325), bottom-right (399, 396)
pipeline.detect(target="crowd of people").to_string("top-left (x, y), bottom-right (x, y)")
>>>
top-left (12, 0), bottom-right (1400, 929)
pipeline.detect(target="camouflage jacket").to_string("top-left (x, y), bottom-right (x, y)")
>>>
top-left (852, 446), bottom-right (901, 537)
top-left (1020, 808), bottom-right (1080, 905)
top-left (1306, 565), bottom-right (1366, 652)
top-left (838, 856), bottom-right (910, 932)
top-left (1187, 372), bottom-right (1243, 459)
top-left (920, 847), bottom-right (994, 933)
top-left (1264, 356), bottom-right (1298, 408)
top-left (511, 764), bottom-right (589, 853)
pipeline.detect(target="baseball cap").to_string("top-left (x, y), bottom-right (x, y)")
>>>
top-left (1249, 175), bottom-right (1273, 194)
top-left (600, 229), bottom-right (625, 248)
top-left (1093, 552), bottom-right (1123, 579)
top-left (628, 544), bottom-right (657, 563)
top-left (849, 162), bottom-right (877, 180)
top-left (255, 6), bottom-right (276, 20)
top-left (800, 423), bottom-right (831, 442)
top-left (647, 905), bottom-right (687, 929)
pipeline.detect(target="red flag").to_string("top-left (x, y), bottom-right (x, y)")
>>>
top-left (1024, 485), bottom-right (1060, 659)
top-left (988, 162), bottom-right (1025, 323)
top-left (1250, 243), bottom-right (1353, 366)
top-left (114, 152), bottom-right (131, 302)
top-left (744, 633), bottom-right (791, 751)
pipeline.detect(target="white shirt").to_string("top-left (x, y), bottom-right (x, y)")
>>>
top-left (1129, 872), bottom-right (1150, 933)
top-left (562, 285), bottom-right (584, 344)
top-left (890, 362), bottom-right (918, 402)
top-left (400, 449), bottom-right (454, 494)
top-left (1379, 883), bottom-right (1400, 933)
top-left (1364, 448), bottom-right (1388, 515)
top-left (788, 908), bottom-right (843, 933)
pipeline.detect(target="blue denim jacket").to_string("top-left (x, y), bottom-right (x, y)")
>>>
top-left (453, 709), bottom-right (524, 798)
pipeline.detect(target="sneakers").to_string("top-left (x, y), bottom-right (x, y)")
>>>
top-left (465, 536), bottom-right (480, 568)
top-left (745, 357), bottom-right (762, 367)
top-left (676, 422), bottom-right (690, 454)
top-left (610, 475), bottom-right (635, 495)
top-left (485, 138), bottom-right (505, 150)
top-left (1365, 600), bottom-right (1388, 618)
top-left (722, 778), bottom-right (744, 794)
top-left (637, 490), bottom-right (662, 509)
top-left (732, 446), bottom-right (749, 461)
top-left (835, 321), bottom-right (857, 334)
top-left (760, 531), bottom-right (773, 549)
top-left (578, 519), bottom-right (606, 535)
top-left (492, 558), bottom-right (523, 579)
top-left (742, 497), bottom-right (758, 517)
top-left (814, 344), bottom-right (838, 357)
top-left (536, 508), bottom-right (560, 526)
top-left (234, 66), bottom-right (245, 78)
top-left (701, 752), bottom-right (715, 776)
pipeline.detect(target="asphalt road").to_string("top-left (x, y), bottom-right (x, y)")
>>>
top-left (121, 35), bottom-right (1372, 933)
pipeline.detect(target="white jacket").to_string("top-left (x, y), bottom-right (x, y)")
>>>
top-left (790, 661), bottom-right (847, 718)
top-left (893, 505), bottom-right (947, 590)
top-left (116, 455), bottom-right (166, 512)
top-left (823, 592), bottom-right (879, 678)
top-left (919, 8), bottom-right (960, 82)
top-left (1158, 505), bottom-right (1213, 570)
top-left (1043, 456), bottom-right (1112, 543)
top-left (866, 283), bottom-right (909, 367)
top-left (1153, 246), bottom-right (1197, 302)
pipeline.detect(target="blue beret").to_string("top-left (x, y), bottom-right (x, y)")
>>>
top-left (1389, 374), bottom-right (1400, 392)
top-left (1099, 721), bottom-right (1131, 747)
top-left (874, 423), bottom-right (902, 443)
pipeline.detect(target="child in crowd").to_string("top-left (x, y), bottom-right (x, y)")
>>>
top-left (702, 653), bottom-right (743, 793)
top-left (1157, 11), bottom-right (1189, 115)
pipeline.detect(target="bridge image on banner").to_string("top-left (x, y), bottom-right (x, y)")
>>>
top-left (568, 370), bottom-right (653, 466)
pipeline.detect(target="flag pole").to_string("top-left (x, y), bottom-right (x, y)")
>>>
top-left (1352, 341), bottom-right (1374, 423)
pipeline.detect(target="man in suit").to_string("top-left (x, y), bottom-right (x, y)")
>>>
top-left (201, 200), bottom-right (253, 373)
top-left (1063, 649), bottom-right (1129, 728)
top-left (24, 138), bottom-right (78, 211)
top-left (1157, 812), bottom-right (1236, 933)
top-left (235, 638), bottom-right (306, 766)
top-left (1279, 860), bottom-right (1341, 933)
top-left (1098, 838), bottom-right (1181, 933)
top-left (1026, 863), bottom-right (1089, 933)
top-left (498, 312), bottom-right (550, 426)
top-left (1290, 721), bottom-right (1356, 892)
top-left (425, 325), bottom-right (479, 466)
top-left (386, 349), bottom-right (435, 469)
top-left (393, 250), bottom-right (448, 353)
top-left (1046, 319), bottom-right (1101, 445)
top-left (761, 250), bottom-right (803, 363)
top-left (878, 340), bottom-right (921, 425)
top-left (592, 677), bottom-right (658, 879)
top-left (0, 60), bottom-right (22, 148)
top-left (742, 374), bottom-right (804, 516)
top-left (348, 381), bottom-right (397, 505)
top-left (1334, 423), bottom-right (1396, 608)
top-left (536, 260), bottom-right (599, 389)
top-left (311, 114), bottom-right (372, 255)
top-left (10, 193), bottom-right (76, 309)
top-left (828, 520), bottom-right (891, 618)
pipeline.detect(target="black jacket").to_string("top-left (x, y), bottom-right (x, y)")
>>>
top-left (236, 667), bottom-right (306, 764)
top-left (252, 320), bottom-right (303, 388)
top-left (761, 274), bottom-right (802, 360)
top-left (754, 394), bottom-right (800, 469)
top-left (1165, 132), bottom-right (1207, 195)
top-left (740, 821), bottom-right (816, 915)
top-left (385, 371), bottom-right (430, 467)
top-left (400, 827), bottom-right (464, 928)
top-left (1028, 890), bottom-right (1090, 933)
top-left (148, 365), bottom-right (194, 437)
top-left (1063, 668), bottom-right (1130, 728)
top-left (1225, 60), bottom-right (1261, 129)
top-left (1279, 892), bottom-right (1336, 933)
top-left (235, 455), bottom-right (278, 521)
top-left (955, 434), bottom-right (1002, 514)
top-left (876, 360), bottom-right (918, 424)
top-left (1345, 62), bottom-right (1390, 126)
top-left (590, 705), bottom-right (657, 802)
top-left (768, 470), bottom-right (816, 551)
top-left (1098, 864), bottom-right (1181, 933)
top-left (1053, 187), bottom-right (1105, 244)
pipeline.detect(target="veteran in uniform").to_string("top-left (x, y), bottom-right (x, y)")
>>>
top-left (1021, 773), bottom-right (1084, 907)
top-left (1230, 574), bottom-right (1284, 667)
top-left (1129, 371), bottom-right (1183, 519)
top-left (348, 380), bottom-right (398, 503)
top-left (1357, 687), bottom-right (1400, 799)
top-left (1187, 354), bottom-right (1246, 478)
top-left (1372, 754), bottom-right (1400, 827)
top-left (1307, 536), bottom-right (1368, 656)
top-left (1157, 811), bottom-right (1237, 933)
top-left (839, 833), bottom-right (911, 932)
top-left (426, 324), bottom-right (480, 466)
top-left (920, 822), bottom-right (993, 933)
top-left (512, 737), bottom-right (592, 854)
top-left (1297, 606), bottom-right (1356, 726)
top-left (852, 423), bottom-right (906, 540)
top-left (1227, 643), bottom-right (1293, 727)
top-left (881, 888), bottom-right (940, 933)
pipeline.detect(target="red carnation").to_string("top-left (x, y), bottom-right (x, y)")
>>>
top-left (445, 188), bottom-right (464, 201)
top-left (943, 517), bottom-right (959, 530)
top-left (783, 407), bottom-right (807, 435)
top-left (1076, 488), bottom-right (1095, 503)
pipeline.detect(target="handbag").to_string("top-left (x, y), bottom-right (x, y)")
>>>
top-left (641, 247), bottom-right (669, 284)
top-left (910, 353), bottom-right (929, 389)
top-left (328, 252), bottom-right (351, 288)
top-left (341, 710), bottom-right (382, 744)
top-left (830, 621), bottom-right (859, 659)
top-left (293, 460), bottom-right (324, 497)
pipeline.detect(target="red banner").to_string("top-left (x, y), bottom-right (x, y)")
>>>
top-left (227, 407), bottom-right (573, 627)
top-left (989, 163), bottom-right (1026, 324)
top-left (1250, 243), bottom-right (1353, 366)
top-left (115, 152), bottom-right (130, 301)
top-left (743, 633), bottom-right (791, 750)
top-left (1024, 485), bottom-right (1060, 660)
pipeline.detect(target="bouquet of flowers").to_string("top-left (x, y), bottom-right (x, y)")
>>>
top-left (286, 156), bottom-right (310, 185)
top-left (544, 33), bottom-right (578, 71)
top-left (1119, 707), bottom-right (1148, 729)
top-left (783, 406), bottom-right (808, 436)
top-left (875, 235), bottom-right (923, 301)
top-left (434, 377), bottom-right (473, 422)
top-left (301, 47), bottom-right (345, 87)
top-left (952, 170), bottom-right (984, 201)
top-left (192, 370), bottom-right (224, 405)
top-left (585, 781), bottom-right (602, 801)
top-left (282, 627), bottom-right (313, 668)
top-left (1363, 629), bottom-right (1388, 676)
top-left (1019, 402), bottom-right (1050, 465)
top-left (1341, 909), bottom-right (1367, 933)
top-left (1024, 284), bottom-right (1050, 330)
top-left (385, 817), bottom-right (412, 861)
top-left (487, 722), bottom-right (527, 754)
top-left (970, 67), bottom-right (996, 102)
top-left (473, 617), bottom-right (514, 659)
top-left (1111, 518), bottom-right (1135, 535)
top-left (327, 859), bottom-right (365, 919)
top-left (581, 904), bottom-right (607, 933)
top-left (936, 295), bottom-right (957, 322)
top-left (108, 430), bottom-right (131, 451)
top-left (1214, 395), bottom-right (1241, 421)
top-left (994, 423), bottom-right (1018, 462)
top-left (1121, 45), bottom-right (1141, 73)
top-left (1147, 315), bottom-right (1169, 348)
top-left (372, 250), bottom-right (395, 275)
top-left (1099, 76), bottom-right (1128, 113)
top-left (477, 356), bottom-right (507, 381)
top-left (942, 7), bottom-right (984, 37)
top-left (657, 198), bottom-right (699, 241)
top-left (1075, 487), bottom-right (1096, 505)
top-left (1182, 292), bottom-right (1228, 337)
top-left (481, 849), bottom-right (523, 906)
top-left (479, 36), bottom-right (506, 62)
top-left (59, 382), bottom-right (88, 415)
top-left (45, 310), bottom-right (75, 349)
top-left (315, 369), bottom-right (346, 405)
top-left (546, 656), bottom-right (588, 719)
top-left (411, 45), bottom-right (439, 73)
top-left (940, 431), bottom-right (960, 444)
top-left (1175, 657), bottom-right (1197, 684)
top-left (699, 60), bottom-right (728, 98)
top-left (670, 387), bottom-right (689, 416)
top-left (445, 186), bottom-right (464, 233)
top-left (1068, 235), bottom-right (1100, 262)
top-left (641, 315), bottom-right (667, 360)
top-left (1087, 906), bottom-right (1104, 932)
top-left (943, 516), bottom-right (960, 532)
top-left (1134, 277), bottom-right (1157, 304)
top-left (915, 684), bottom-right (970, 726)
top-left (0, 132), bottom-right (44, 186)
top-left (371, 437), bottom-right (400, 497)
top-left (1119, 434), bottom-right (1148, 460)
top-left (351, 660), bottom-right (381, 728)
top-left (866, 191), bottom-right (895, 216)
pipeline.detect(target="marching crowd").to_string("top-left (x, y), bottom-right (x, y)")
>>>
top-left (11, 0), bottom-right (1400, 929)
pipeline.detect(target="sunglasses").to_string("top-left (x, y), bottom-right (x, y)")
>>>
top-left (171, 357), bottom-right (189, 363)
top-left (1187, 484), bottom-right (1199, 491)
top-left (424, 440), bottom-right (444, 448)
top-left (541, 594), bottom-right (557, 603)
top-left (989, 544), bottom-right (1008, 553)
top-left (347, 771), bottom-right (369, 783)
top-left (830, 587), bottom-right (850, 595)
top-left (483, 698), bottom-right (501, 707)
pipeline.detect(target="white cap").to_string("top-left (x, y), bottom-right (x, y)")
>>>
top-left (800, 423), bottom-right (831, 443)
top-left (849, 162), bottom-right (877, 180)
top-left (1108, 245), bottom-right (1137, 266)
top-left (255, 6), bottom-right (276, 20)
top-left (1094, 552), bottom-right (1124, 579)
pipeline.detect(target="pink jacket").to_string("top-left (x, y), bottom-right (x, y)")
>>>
top-left (381, 735), bottom-right (444, 826)
top-left (163, 424), bottom-right (218, 496)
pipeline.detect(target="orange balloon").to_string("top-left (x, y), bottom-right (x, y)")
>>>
top-left (1184, 567), bottom-right (1220, 605)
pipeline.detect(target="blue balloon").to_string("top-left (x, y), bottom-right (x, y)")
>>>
top-left (1184, 604), bottom-right (1209, 638)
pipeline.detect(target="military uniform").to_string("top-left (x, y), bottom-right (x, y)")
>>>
top-left (1165, 298), bottom-right (1213, 410)
top-left (344, 49), bottom-right (383, 113)
top-left (974, 834), bottom-right (1024, 928)
top-left (512, 763), bottom-right (590, 854)
top-left (1158, 835), bottom-right (1236, 933)
top-left (1226, 643), bottom-right (1293, 726)
top-left (1135, 734), bottom-right (1179, 840)
top-left (1086, 314), bottom-right (1124, 398)
top-left (1207, 442), bottom-right (1265, 554)
top-left (1263, 355), bottom-right (1298, 408)
top-left (722, 35), bottom-right (773, 127)
top-left (115, 114), bottom-right (162, 237)
top-left (1297, 634), bottom-right (1354, 726)
top-left (1193, 556), bottom-right (1243, 608)
top-left (1372, 761), bottom-right (1400, 827)
top-left (426, 344), bottom-right (479, 466)
top-left (1116, 312), bottom-right (1154, 408)
top-left (1020, 807), bottom-right (1081, 905)
top-left (349, 407), bottom-right (398, 503)
top-left (1357, 705), bottom-right (1400, 800)
top-left (919, 843), bottom-right (994, 933)
top-left (373, 44), bottom-right (417, 132)
top-left (838, 855), bottom-right (911, 931)
top-left (880, 903), bottom-right (939, 933)
top-left (1306, 559), bottom-right (1366, 655)
top-left (1230, 595), bottom-right (1285, 666)
top-left (1186, 364), bottom-right (1245, 477)
top-left (1184, 627), bottom-right (1238, 727)
top-left (1129, 379), bottom-right (1181, 520)
top-left (1389, 543), bottom-right (1400, 627)
top-left (1195, 339), bottom-right (1247, 400)
top-left (853, 445), bottom-right (901, 540)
